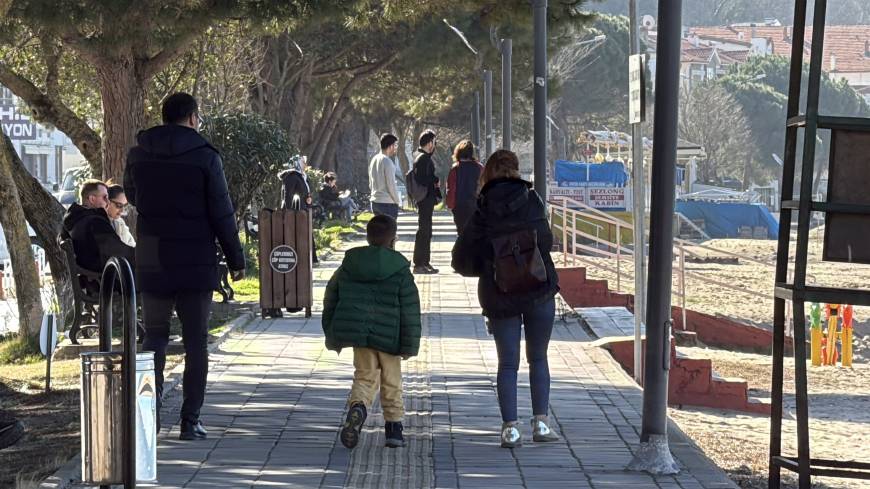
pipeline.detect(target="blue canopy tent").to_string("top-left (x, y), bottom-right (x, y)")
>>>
top-left (553, 160), bottom-right (628, 186)
top-left (675, 201), bottom-right (779, 239)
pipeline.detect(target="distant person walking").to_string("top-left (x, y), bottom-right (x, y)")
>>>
top-left (451, 149), bottom-right (560, 449)
top-left (322, 215), bottom-right (421, 449)
top-left (368, 133), bottom-right (401, 220)
top-left (445, 140), bottom-right (483, 235)
top-left (411, 129), bottom-right (441, 274)
top-left (125, 92), bottom-right (245, 441)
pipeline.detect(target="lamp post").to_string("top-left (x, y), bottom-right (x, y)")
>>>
top-left (627, 0), bottom-right (682, 475)
top-left (444, 19), bottom-right (489, 159)
top-left (484, 69), bottom-right (493, 158)
top-left (501, 39), bottom-right (512, 151)
top-left (533, 0), bottom-right (548, 199)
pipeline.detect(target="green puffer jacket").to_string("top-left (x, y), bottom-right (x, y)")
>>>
top-left (322, 245), bottom-right (421, 356)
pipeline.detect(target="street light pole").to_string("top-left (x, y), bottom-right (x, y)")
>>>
top-left (501, 38), bottom-right (512, 151)
top-left (472, 91), bottom-right (481, 153)
top-left (627, 0), bottom-right (681, 475)
top-left (484, 69), bottom-right (493, 159)
top-left (629, 0), bottom-right (647, 386)
top-left (533, 0), bottom-right (548, 198)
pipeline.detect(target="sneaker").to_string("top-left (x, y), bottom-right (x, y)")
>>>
top-left (340, 402), bottom-right (367, 449)
top-left (500, 421), bottom-right (522, 448)
top-left (384, 421), bottom-right (406, 448)
top-left (530, 415), bottom-right (559, 442)
top-left (425, 264), bottom-right (439, 274)
top-left (413, 265), bottom-right (432, 274)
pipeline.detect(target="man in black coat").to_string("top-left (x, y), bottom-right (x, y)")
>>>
top-left (124, 92), bottom-right (245, 440)
top-left (412, 129), bottom-right (441, 274)
top-left (61, 179), bottom-right (135, 273)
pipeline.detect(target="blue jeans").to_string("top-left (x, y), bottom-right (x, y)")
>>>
top-left (371, 202), bottom-right (399, 221)
top-left (490, 297), bottom-right (556, 423)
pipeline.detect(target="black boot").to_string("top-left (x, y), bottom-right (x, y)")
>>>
top-left (385, 421), bottom-right (405, 448)
top-left (340, 402), bottom-right (367, 449)
top-left (180, 419), bottom-right (208, 440)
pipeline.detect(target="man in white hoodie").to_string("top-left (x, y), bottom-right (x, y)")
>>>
top-left (368, 133), bottom-right (401, 220)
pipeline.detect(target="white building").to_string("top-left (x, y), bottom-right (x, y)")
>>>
top-left (0, 85), bottom-right (86, 191)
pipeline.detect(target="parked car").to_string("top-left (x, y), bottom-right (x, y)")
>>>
top-left (54, 165), bottom-right (90, 208)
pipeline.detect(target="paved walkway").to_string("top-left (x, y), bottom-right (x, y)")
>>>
top-left (146, 213), bottom-right (737, 489)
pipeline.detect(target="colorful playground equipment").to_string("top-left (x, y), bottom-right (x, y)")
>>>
top-left (810, 303), bottom-right (854, 367)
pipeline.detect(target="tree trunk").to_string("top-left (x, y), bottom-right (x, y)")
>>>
top-left (96, 58), bottom-right (147, 182)
top-left (2, 135), bottom-right (72, 328)
top-left (0, 136), bottom-right (44, 339)
top-left (394, 121), bottom-right (411, 174)
top-left (309, 96), bottom-right (351, 168)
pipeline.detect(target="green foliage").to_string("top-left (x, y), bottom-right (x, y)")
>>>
top-left (201, 112), bottom-right (295, 215)
top-left (717, 55), bottom-right (870, 185)
top-left (0, 333), bottom-right (41, 365)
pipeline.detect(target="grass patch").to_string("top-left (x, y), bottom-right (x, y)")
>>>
top-left (228, 277), bottom-right (260, 302)
top-left (314, 213), bottom-right (370, 251)
top-left (0, 334), bottom-right (42, 366)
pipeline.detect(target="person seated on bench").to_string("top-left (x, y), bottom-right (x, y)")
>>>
top-left (61, 179), bottom-right (136, 274)
top-left (107, 183), bottom-right (136, 247)
top-left (318, 172), bottom-right (358, 221)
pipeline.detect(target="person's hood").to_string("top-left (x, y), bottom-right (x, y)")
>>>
top-left (340, 245), bottom-right (409, 282)
top-left (478, 177), bottom-right (535, 218)
top-left (135, 124), bottom-right (215, 157)
top-left (278, 168), bottom-right (304, 179)
top-left (63, 203), bottom-right (107, 231)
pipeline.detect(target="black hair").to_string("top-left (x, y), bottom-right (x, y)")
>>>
top-left (367, 215), bottom-right (397, 247)
top-left (419, 129), bottom-right (436, 148)
top-left (107, 184), bottom-right (125, 200)
top-left (324, 172), bottom-right (337, 183)
top-left (380, 133), bottom-right (398, 150)
top-left (162, 92), bottom-right (199, 125)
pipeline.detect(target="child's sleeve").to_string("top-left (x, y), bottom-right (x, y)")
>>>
top-left (322, 270), bottom-right (340, 342)
top-left (398, 271), bottom-right (422, 357)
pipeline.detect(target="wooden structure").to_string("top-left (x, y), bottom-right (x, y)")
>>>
top-left (768, 1), bottom-right (870, 487)
top-left (258, 209), bottom-right (313, 318)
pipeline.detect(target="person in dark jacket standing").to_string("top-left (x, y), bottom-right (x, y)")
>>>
top-left (124, 92), bottom-right (245, 440)
top-left (61, 179), bottom-right (135, 273)
top-left (445, 140), bottom-right (483, 234)
top-left (412, 129), bottom-right (441, 274)
top-left (451, 149), bottom-right (560, 449)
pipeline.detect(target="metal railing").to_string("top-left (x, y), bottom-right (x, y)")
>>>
top-left (549, 196), bottom-right (782, 331)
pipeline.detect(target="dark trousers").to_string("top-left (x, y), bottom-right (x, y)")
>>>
top-left (142, 290), bottom-right (213, 423)
top-left (413, 197), bottom-right (435, 267)
top-left (372, 202), bottom-right (399, 221)
top-left (451, 202), bottom-right (475, 236)
top-left (490, 297), bottom-right (556, 423)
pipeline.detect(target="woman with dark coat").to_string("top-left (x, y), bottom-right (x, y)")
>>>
top-left (451, 149), bottom-right (560, 449)
top-left (445, 140), bottom-right (484, 234)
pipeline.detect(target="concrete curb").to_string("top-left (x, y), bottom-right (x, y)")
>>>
top-left (38, 311), bottom-right (255, 489)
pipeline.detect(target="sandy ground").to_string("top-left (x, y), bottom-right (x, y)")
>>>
top-left (556, 227), bottom-right (870, 487)
top-left (669, 347), bottom-right (870, 489)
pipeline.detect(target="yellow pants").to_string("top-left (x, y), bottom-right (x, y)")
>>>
top-left (349, 347), bottom-right (404, 422)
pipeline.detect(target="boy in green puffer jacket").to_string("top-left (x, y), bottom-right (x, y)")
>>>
top-left (322, 215), bottom-right (421, 449)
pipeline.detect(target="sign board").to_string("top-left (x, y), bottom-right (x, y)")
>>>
top-left (588, 187), bottom-right (627, 209)
top-left (549, 185), bottom-right (587, 204)
top-left (269, 245), bottom-right (298, 274)
top-left (823, 129), bottom-right (870, 264)
top-left (629, 54), bottom-right (646, 124)
top-left (39, 314), bottom-right (57, 357)
top-left (0, 103), bottom-right (36, 140)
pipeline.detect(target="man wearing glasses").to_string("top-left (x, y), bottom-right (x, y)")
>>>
top-left (61, 179), bottom-right (135, 273)
top-left (124, 92), bottom-right (245, 441)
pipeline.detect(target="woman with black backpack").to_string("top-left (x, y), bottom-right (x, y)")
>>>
top-left (451, 149), bottom-right (560, 448)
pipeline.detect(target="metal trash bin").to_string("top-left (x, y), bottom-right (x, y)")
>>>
top-left (80, 351), bottom-right (157, 484)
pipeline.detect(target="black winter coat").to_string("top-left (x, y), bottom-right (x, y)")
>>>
top-left (279, 170), bottom-right (310, 209)
top-left (451, 177), bottom-right (559, 319)
top-left (413, 149), bottom-right (441, 204)
top-left (61, 203), bottom-right (136, 273)
top-left (124, 124), bottom-right (245, 293)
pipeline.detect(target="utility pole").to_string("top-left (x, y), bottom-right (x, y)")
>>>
top-left (627, 0), bottom-right (681, 475)
top-left (484, 69), bottom-right (493, 159)
top-left (533, 0), bottom-right (548, 198)
top-left (472, 91), bottom-right (481, 154)
top-left (628, 0), bottom-right (647, 384)
top-left (501, 39), bottom-right (513, 151)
